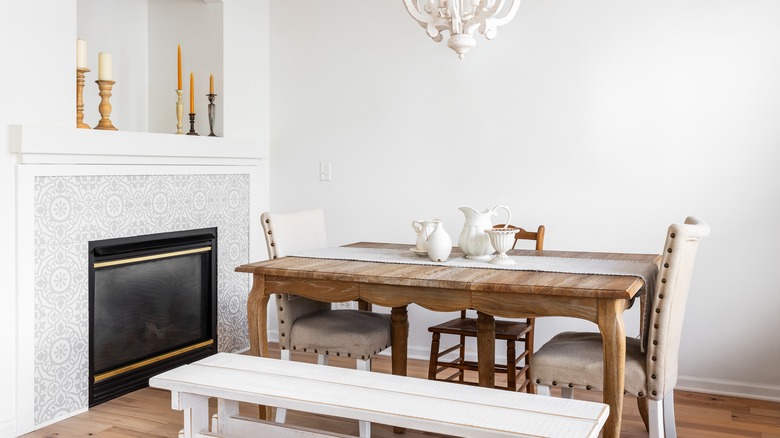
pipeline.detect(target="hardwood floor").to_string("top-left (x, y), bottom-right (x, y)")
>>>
top-left (21, 346), bottom-right (780, 438)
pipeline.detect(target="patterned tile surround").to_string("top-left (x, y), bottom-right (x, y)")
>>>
top-left (33, 174), bottom-right (250, 424)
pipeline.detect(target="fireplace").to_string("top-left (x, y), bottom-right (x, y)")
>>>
top-left (88, 228), bottom-right (218, 406)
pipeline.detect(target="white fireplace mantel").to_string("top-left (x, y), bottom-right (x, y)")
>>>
top-left (10, 124), bottom-right (267, 166)
top-left (12, 123), bottom-right (269, 433)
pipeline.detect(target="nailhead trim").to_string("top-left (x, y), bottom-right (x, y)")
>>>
top-left (586, 385), bottom-right (591, 390)
top-left (652, 390), bottom-right (658, 396)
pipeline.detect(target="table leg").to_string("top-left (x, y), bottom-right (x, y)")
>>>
top-left (247, 274), bottom-right (269, 357)
top-left (246, 274), bottom-right (272, 420)
top-left (391, 306), bottom-right (409, 434)
top-left (390, 306), bottom-right (409, 377)
top-left (598, 299), bottom-right (627, 438)
top-left (476, 311), bottom-right (496, 388)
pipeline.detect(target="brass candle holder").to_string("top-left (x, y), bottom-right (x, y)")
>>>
top-left (175, 89), bottom-right (184, 134)
top-left (76, 68), bottom-right (91, 129)
top-left (187, 113), bottom-right (199, 136)
top-left (94, 80), bottom-right (118, 130)
top-left (207, 93), bottom-right (217, 137)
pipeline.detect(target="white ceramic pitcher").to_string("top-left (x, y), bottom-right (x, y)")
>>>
top-left (425, 220), bottom-right (452, 262)
top-left (411, 219), bottom-right (436, 251)
top-left (457, 205), bottom-right (511, 260)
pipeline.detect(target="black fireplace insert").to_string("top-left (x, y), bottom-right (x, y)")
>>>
top-left (88, 228), bottom-right (217, 406)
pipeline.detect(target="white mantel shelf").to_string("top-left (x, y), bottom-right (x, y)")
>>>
top-left (10, 124), bottom-right (267, 166)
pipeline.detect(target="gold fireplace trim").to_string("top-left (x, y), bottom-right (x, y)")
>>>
top-left (93, 246), bottom-right (212, 269)
top-left (93, 339), bottom-right (214, 382)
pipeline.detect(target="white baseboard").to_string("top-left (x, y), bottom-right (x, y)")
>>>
top-left (676, 375), bottom-right (780, 402)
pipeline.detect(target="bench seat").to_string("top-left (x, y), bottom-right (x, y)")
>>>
top-left (150, 353), bottom-right (608, 438)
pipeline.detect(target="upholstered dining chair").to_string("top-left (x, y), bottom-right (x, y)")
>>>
top-left (261, 209), bottom-right (392, 438)
top-left (530, 216), bottom-right (710, 438)
top-left (427, 224), bottom-right (545, 392)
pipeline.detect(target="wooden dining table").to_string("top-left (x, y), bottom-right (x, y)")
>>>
top-left (236, 243), bottom-right (660, 438)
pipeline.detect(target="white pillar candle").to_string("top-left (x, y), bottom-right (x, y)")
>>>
top-left (98, 52), bottom-right (112, 81)
top-left (76, 39), bottom-right (87, 69)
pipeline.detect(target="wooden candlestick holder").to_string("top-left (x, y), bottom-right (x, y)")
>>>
top-left (175, 89), bottom-right (184, 134)
top-left (76, 68), bottom-right (91, 129)
top-left (94, 80), bottom-right (118, 130)
top-left (187, 113), bottom-right (199, 136)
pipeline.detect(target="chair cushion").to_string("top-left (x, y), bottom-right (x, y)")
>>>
top-left (290, 309), bottom-right (392, 360)
top-left (530, 332), bottom-right (648, 397)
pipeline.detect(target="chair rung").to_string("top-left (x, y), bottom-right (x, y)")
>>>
top-left (436, 343), bottom-right (464, 358)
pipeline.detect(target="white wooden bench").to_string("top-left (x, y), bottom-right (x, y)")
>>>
top-left (150, 353), bottom-right (609, 438)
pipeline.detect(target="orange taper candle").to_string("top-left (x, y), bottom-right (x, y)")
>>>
top-left (177, 45), bottom-right (182, 90)
top-left (189, 72), bottom-right (194, 113)
top-left (209, 74), bottom-right (214, 94)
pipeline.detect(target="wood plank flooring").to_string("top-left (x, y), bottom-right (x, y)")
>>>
top-left (21, 346), bottom-right (780, 438)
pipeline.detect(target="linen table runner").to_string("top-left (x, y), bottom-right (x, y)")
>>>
top-left (289, 246), bottom-right (658, 351)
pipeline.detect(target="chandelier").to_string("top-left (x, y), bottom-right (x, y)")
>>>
top-left (403, 0), bottom-right (521, 59)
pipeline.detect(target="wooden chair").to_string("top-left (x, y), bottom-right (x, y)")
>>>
top-left (261, 209), bottom-right (392, 438)
top-left (426, 224), bottom-right (545, 392)
top-left (530, 216), bottom-right (710, 438)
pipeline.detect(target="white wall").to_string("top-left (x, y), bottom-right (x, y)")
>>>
top-left (2, 2), bottom-right (75, 435)
top-left (268, 0), bottom-right (780, 398)
top-left (148, 0), bottom-right (224, 135)
top-left (78, 0), bottom-right (148, 132)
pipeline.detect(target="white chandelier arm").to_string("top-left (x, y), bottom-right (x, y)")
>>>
top-left (403, 0), bottom-right (451, 40)
top-left (464, 0), bottom-right (520, 40)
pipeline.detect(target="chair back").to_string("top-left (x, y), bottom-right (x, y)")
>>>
top-left (494, 224), bottom-right (546, 251)
top-left (261, 209), bottom-right (328, 259)
top-left (260, 209), bottom-right (331, 351)
top-left (645, 216), bottom-right (710, 399)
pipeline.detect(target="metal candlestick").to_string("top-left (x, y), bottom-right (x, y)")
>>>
top-left (187, 113), bottom-right (199, 136)
top-left (94, 80), bottom-right (118, 130)
top-left (207, 93), bottom-right (217, 137)
top-left (175, 89), bottom-right (184, 134)
top-left (76, 68), bottom-right (91, 129)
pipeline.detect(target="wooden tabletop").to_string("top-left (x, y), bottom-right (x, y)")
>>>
top-left (236, 242), bottom-right (660, 300)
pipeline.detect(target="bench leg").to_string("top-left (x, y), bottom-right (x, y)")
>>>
top-left (356, 359), bottom-right (372, 437)
top-left (537, 384), bottom-right (551, 397)
top-left (178, 393), bottom-right (209, 438)
top-left (276, 350), bottom-right (291, 424)
top-left (318, 354), bottom-right (328, 366)
top-left (561, 387), bottom-right (574, 399)
top-left (216, 398), bottom-right (240, 435)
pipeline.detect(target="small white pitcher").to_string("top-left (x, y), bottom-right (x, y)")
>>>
top-left (411, 219), bottom-right (436, 251)
top-left (425, 220), bottom-right (452, 262)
